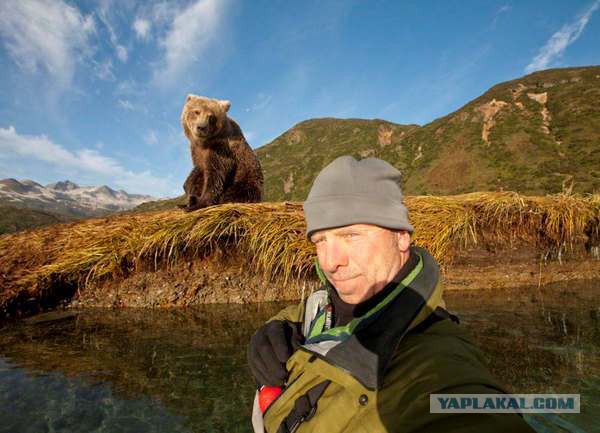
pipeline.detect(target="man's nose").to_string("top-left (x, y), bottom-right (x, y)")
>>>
top-left (320, 240), bottom-right (347, 272)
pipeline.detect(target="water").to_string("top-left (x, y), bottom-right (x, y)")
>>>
top-left (445, 282), bottom-right (599, 432)
top-left (0, 280), bottom-right (598, 433)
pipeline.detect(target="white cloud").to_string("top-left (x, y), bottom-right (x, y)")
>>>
top-left (94, 59), bottom-right (116, 81)
top-left (144, 130), bottom-right (159, 146)
top-left (525, 1), bottom-right (600, 73)
top-left (116, 45), bottom-right (128, 62)
top-left (245, 93), bottom-right (273, 112)
top-left (0, 126), bottom-right (79, 166)
top-left (118, 99), bottom-right (135, 110)
top-left (0, 126), bottom-right (173, 196)
top-left (117, 99), bottom-right (148, 114)
top-left (150, 2), bottom-right (176, 24)
top-left (497, 4), bottom-right (512, 14)
top-left (0, 0), bottom-right (95, 90)
top-left (491, 3), bottom-right (512, 27)
top-left (97, 0), bottom-right (129, 63)
top-left (154, 0), bottom-right (228, 84)
top-left (114, 80), bottom-right (143, 96)
top-left (133, 17), bottom-right (151, 40)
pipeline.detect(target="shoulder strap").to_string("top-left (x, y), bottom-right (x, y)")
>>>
top-left (302, 289), bottom-right (329, 337)
top-left (276, 380), bottom-right (331, 433)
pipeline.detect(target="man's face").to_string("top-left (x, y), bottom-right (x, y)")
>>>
top-left (310, 224), bottom-right (411, 304)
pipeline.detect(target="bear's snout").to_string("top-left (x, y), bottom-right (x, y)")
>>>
top-left (196, 124), bottom-right (212, 137)
top-left (192, 113), bottom-right (218, 137)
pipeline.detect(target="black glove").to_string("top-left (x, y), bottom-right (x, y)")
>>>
top-left (247, 320), bottom-right (304, 387)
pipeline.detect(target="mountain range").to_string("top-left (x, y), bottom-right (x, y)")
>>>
top-left (0, 179), bottom-right (155, 219)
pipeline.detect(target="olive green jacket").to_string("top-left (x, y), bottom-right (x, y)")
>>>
top-left (257, 248), bottom-right (535, 433)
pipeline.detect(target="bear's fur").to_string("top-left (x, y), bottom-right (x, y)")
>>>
top-left (179, 94), bottom-right (263, 212)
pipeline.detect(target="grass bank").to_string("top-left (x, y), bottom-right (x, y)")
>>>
top-left (1, 192), bottom-right (598, 320)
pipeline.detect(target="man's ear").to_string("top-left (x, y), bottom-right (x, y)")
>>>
top-left (396, 230), bottom-right (411, 252)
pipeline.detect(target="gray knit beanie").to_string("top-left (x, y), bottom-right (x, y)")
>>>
top-left (303, 156), bottom-right (414, 238)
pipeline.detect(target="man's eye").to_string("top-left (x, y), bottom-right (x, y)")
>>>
top-left (344, 233), bottom-right (359, 239)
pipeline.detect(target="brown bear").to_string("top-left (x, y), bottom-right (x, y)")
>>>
top-left (179, 94), bottom-right (263, 212)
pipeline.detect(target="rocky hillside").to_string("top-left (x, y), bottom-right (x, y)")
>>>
top-left (0, 179), bottom-right (155, 218)
top-left (257, 66), bottom-right (600, 200)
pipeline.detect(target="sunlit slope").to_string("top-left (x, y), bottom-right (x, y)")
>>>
top-left (256, 118), bottom-right (418, 201)
top-left (257, 66), bottom-right (600, 200)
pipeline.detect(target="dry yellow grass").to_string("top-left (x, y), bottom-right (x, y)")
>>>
top-left (0, 192), bottom-right (598, 314)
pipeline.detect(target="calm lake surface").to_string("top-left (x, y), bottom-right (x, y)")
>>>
top-left (0, 279), bottom-right (598, 433)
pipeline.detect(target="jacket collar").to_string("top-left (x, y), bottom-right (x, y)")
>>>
top-left (302, 246), bottom-right (443, 390)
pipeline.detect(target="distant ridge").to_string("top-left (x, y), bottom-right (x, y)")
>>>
top-left (0, 178), bottom-right (156, 219)
top-left (46, 180), bottom-right (79, 191)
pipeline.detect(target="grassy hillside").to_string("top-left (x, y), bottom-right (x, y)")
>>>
top-left (0, 205), bottom-right (72, 235)
top-left (256, 118), bottom-right (418, 201)
top-left (131, 196), bottom-right (186, 213)
top-left (257, 66), bottom-right (600, 201)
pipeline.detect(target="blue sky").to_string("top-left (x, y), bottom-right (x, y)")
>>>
top-left (0, 0), bottom-right (598, 197)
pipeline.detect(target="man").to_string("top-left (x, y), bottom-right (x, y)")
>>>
top-left (248, 156), bottom-right (535, 433)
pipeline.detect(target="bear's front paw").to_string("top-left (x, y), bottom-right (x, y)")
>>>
top-left (179, 204), bottom-right (201, 213)
top-left (178, 195), bottom-right (203, 212)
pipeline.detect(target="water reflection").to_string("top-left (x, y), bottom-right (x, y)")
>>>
top-left (0, 304), bottom-right (285, 433)
top-left (0, 281), bottom-right (597, 433)
top-left (445, 281), bottom-right (599, 432)
top-left (0, 357), bottom-right (192, 433)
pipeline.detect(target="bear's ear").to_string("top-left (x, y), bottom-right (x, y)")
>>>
top-left (219, 100), bottom-right (231, 112)
top-left (186, 94), bottom-right (197, 102)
